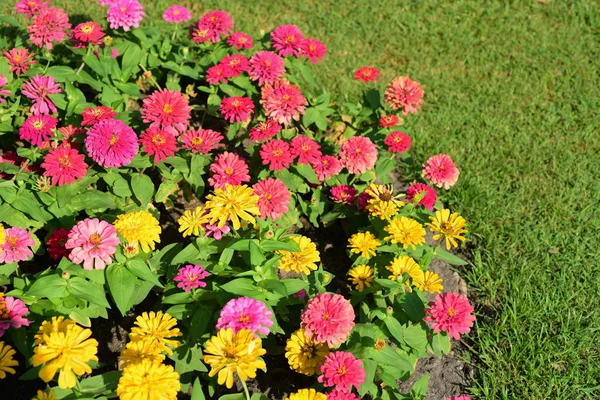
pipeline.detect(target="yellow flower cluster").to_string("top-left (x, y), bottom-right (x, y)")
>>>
top-left (365, 184), bottom-right (405, 220)
top-left (178, 206), bottom-right (205, 237)
top-left (384, 216), bottom-right (426, 249)
top-left (284, 328), bottom-right (329, 375)
top-left (277, 236), bottom-right (321, 275)
top-left (348, 264), bottom-right (375, 292)
top-left (386, 256), bottom-right (443, 293)
top-left (203, 184), bottom-right (261, 230)
top-left (114, 210), bottom-right (161, 252)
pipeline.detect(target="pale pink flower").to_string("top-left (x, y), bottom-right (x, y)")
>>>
top-left (384, 76), bottom-right (424, 115)
top-left (66, 218), bottom-right (120, 270)
top-left (208, 152), bottom-right (250, 189)
top-left (301, 293), bottom-right (355, 347)
top-left (180, 128), bottom-right (223, 154)
top-left (260, 79), bottom-right (307, 126)
top-left (0, 296), bottom-right (30, 337)
top-left (311, 155), bottom-right (342, 182)
top-left (4, 48), bottom-right (37, 75)
top-left (252, 178), bottom-right (291, 221)
top-left (249, 120), bottom-right (281, 141)
top-left (422, 154), bottom-right (460, 190)
top-left (107, 0), bottom-right (145, 31)
top-left (15, 0), bottom-right (49, 18)
top-left (162, 5), bottom-right (191, 23)
top-left (27, 6), bottom-right (71, 49)
top-left (339, 136), bottom-right (378, 174)
top-left (0, 227), bottom-right (35, 264)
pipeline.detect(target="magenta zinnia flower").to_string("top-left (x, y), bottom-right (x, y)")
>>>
top-left (19, 114), bottom-right (57, 146)
top-left (107, 0), bottom-right (145, 31)
top-left (330, 185), bottom-right (356, 205)
top-left (66, 218), bottom-right (120, 270)
top-left (301, 293), bottom-right (355, 347)
top-left (41, 147), bottom-right (88, 186)
top-left (220, 96), bottom-right (254, 123)
top-left (139, 126), bottom-right (178, 163)
top-left (271, 25), bottom-right (304, 57)
top-left (406, 183), bottom-right (437, 210)
top-left (208, 152), bottom-right (250, 189)
top-left (46, 228), bottom-right (70, 261)
top-left (311, 155), bottom-right (342, 182)
top-left (180, 128), bottom-right (223, 154)
top-left (28, 6), bottom-right (71, 50)
top-left (173, 264), bottom-right (209, 292)
top-left (318, 351), bottom-right (365, 392)
top-left (15, 0), bottom-right (49, 18)
top-left (190, 10), bottom-right (233, 43)
top-left (21, 75), bottom-right (62, 115)
top-left (162, 5), bottom-right (191, 23)
top-left (81, 105), bottom-right (118, 127)
top-left (142, 89), bottom-right (191, 132)
top-left (227, 32), bottom-right (253, 50)
top-left (4, 48), bottom-right (37, 75)
top-left (0, 227), bottom-right (35, 264)
top-left (339, 136), bottom-right (378, 174)
top-left (249, 51), bottom-right (286, 86)
top-left (291, 135), bottom-right (322, 164)
top-left (260, 79), bottom-right (307, 126)
top-left (220, 54), bottom-right (250, 78)
top-left (384, 76), bottom-right (424, 115)
top-left (0, 75), bottom-right (10, 103)
top-left (354, 67), bottom-right (379, 83)
top-left (424, 292), bottom-right (476, 340)
top-left (205, 64), bottom-right (229, 85)
top-left (384, 131), bottom-right (411, 153)
top-left (422, 154), bottom-right (460, 190)
top-left (203, 223), bottom-right (230, 240)
top-left (249, 120), bottom-right (281, 142)
top-left (260, 140), bottom-right (294, 171)
top-left (71, 21), bottom-right (105, 48)
top-left (85, 118), bottom-right (139, 168)
top-left (0, 295), bottom-right (30, 337)
top-left (216, 297), bottom-right (274, 336)
top-left (327, 390), bottom-right (359, 400)
top-left (301, 38), bottom-right (327, 64)
top-left (252, 178), bottom-right (291, 221)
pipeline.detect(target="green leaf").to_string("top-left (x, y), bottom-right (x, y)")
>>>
top-left (126, 259), bottom-right (163, 288)
top-left (71, 190), bottom-right (116, 211)
top-left (27, 274), bottom-right (68, 298)
top-left (274, 169), bottom-right (308, 193)
top-left (0, 15), bottom-right (22, 27)
top-left (218, 395), bottom-right (245, 400)
top-left (79, 371), bottom-right (121, 394)
top-left (249, 240), bottom-right (266, 265)
top-left (402, 291), bottom-right (426, 322)
top-left (106, 264), bottom-right (137, 316)
top-left (220, 278), bottom-right (262, 297)
top-left (46, 66), bottom-right (76, 82)
top-left (383, 315), bottom-right (405, 344)
top-left (404, 323), bottom-right (429, 352)
top-left (411, 373), bottom-right (430, 397)
top-left (67, 277), bottom-right (110, 308)
top-left (155, 180), bottom-right (178, 203)
top-left (434, 248), bottom-right (468, 266)
top-left (293, 163), bottom-right (320, 184)
top-left (130, 174), bottom-right (154, 205)
top-left (169, 345), bottom-right (208, 374)
top-left (260, 239), bottom-right (301, 253)
top-left (430, 332), bottom-right (451, 356)
top-left (191, 378), bottom-right (206, 400)
top-left (280, 279), bottom-right (309, 295)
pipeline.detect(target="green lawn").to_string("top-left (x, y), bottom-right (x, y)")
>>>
top-left (2, 0), bottom-right (599, 398)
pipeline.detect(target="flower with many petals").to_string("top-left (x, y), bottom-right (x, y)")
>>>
top-left (311, 155), bottom-right (342, 182)
top-left (354, 67), bottom-right (379, 83)
top-left (21, 75), bottom-right (62, 115)
top-left (329, 185), bottom-right (356, 205)
top-left (415, 270), bottom-right (444, 294)
top-left (71, 21), bottom-right (104, 48)
top-left (46, 228), bottom-right (70, 261)
top-left (386, 256), bottom-right (424, 288)
top-left (379, 114), bottom-right (399, 128)
top-left (260, 139), bottom-right (294, 171)
top-left (301, 293), bottom-right (355, 347)
top-left (139, 126), bottom-right (178, 163)
top-left (41, 147), bottom-right (88, 186)
top-left (406, 183), bottom-right (437, 210)
top-left (114, 211), bottom-right (161, 253)
top-left (327, 390), bottom-right (359, 400)
top-left (384, 76), bottom-right (424, 115)
top-left (271, 25), bottom-right (304, 57)
top-left (318, 351), bottom-right (365, 392)
top-left (217, 297), bottom-right (273, 336)
top-left (33, 389), bottom-right (56, 400)
top-left (285, 389), bottom-right (327, 400)
top-left (3, 48), bottom-right (36, 75)
top-left (348, 265), bottom-right (375, 292)
top-left (285, 328), bottom-right (329, 376)
top-left (174, 264), bottom-right (209, 292)
top-left (301, 38), bottom-right (327, 63)
top-left (117, 359), bottom-right (179, 400)
top-left (142, 89), bottom-right (191, 132)
top-left (208, 152), bottom-right (250, 189)
top-left (422, 154), bottom-right (460, 190)
top-left (178, 207), bottom-right (205, 238)
top-left (347, 231), bottom-right (380, 259)
top-left (28, 7), bottom-right (71, 50)
top-left (19, 114), bottom-right (57, 146)
top-left (66, 218), bottom-right (120, 270)
top-left (0, 227), bottom-right (35, 264)
top-left (384, 217), bottom-right (426, 249)
top-left (364, 184), bottom-right (405, 220)
top-left (0, 341), bottom-right (18, 379)
top-left (85, 118), bottom-right (138, 168)
top-left (107, 0), bottom-right (145, 31)
top-left (204, 184), bottom-right (260, 230)
top-left (15, 0), bottom-right (49, 18)
top-left (253, 178), bottom-right (291, 221)
top-left (162, 5), bottom-right (190, 23)
top-left (249, 120), bottom-right (281, 141)
top-left (384, 131), bottom-right (412, 153)
top-left (260, 79), bottom-right (307, 126)
top-left (291, 135), bottom-right (322, 164)
top-left (249, 51), bottom-right (286, 85)
top-left (424, 293), bottom-right (475, 340)
top-left (220, 54), bottom-right (250, 77)
top-left (227, 32), bottom-right (253, 50)
top-left (426, 209), bottom-right (468, 249)
top-left (220, 96), bottom-right (254, 123)
top-left (0, 295), bottom-right (30, 337)
top-left (277, 236), bottom-right (320, 275)
top-left (129, 311), bottom-right (182, 355)
top-left (118, 339), bottom-right (165, 369)
top-left (180, 128), bottom-right (223, 154)
top-left (339, 136), bottom-right (378, 175)
top-left (81, 105), bottom-right (118, 127)
top-left (190, 10), bottom-right (233, 43)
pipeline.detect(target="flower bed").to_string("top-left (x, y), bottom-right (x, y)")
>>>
top-left (0, 1), bottom-right (475, 399)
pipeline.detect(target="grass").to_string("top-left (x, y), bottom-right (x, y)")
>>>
top-left (2, 0), bottom-right (600, 398)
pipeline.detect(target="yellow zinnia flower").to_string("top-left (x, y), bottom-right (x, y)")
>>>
top-left (285, 388), bottom-right (327, 400)
top-left (384, 216), bottom-right (426, 249)
top-left (277, 236), bottom-right (320, 275)
top-left (178, 206), bottom-right (205, 237)
top-left (114, 210), bottom-right (161, 252)
top-left (414, 270), bottom-right (444, 294)
top-left (203, 328), bottom-right (266, 389)
top-left (0, 223), bottom-right (5, 248)
top-left (32, 320), bottom-right (98, 389)
top-left (386, 256), bottom-right (424, 288)
top-left (34, 316), bottom-right (76, 345)
top-left (426, 209), bottom-right (468, 249)
top-left (203, 184), bottom-right (260, 230)
top-left (119, 338), bottom-right (166, 369)
top-left (284, 328), bottom-right (329, 376)
top-left (129, 311), bottom-right (182, 355)
top-left (117, 359), bottom-right (180, 400)
top-left (365, 184), bottom-right (405, 220)
top-left (0, 341), bottom-right (18, 379)
top-left (348, 264), bottom-right (375, 292)
top-left (347, 231), bottom-right (380, 259)
top-left (32, 389), bottom-right (56, 400)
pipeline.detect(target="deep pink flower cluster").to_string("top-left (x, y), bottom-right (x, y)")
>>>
top-left (291, 135), bottom-right (321, 164)
top-left (81, 105), bottom-right (118, 127)
top-left (208, 152), bottom-right (250, 188)
top-left (27, 6), bottom-right (71, 49)
top-left (253, 178), bottom-right (291, 221)
top-left (71, 21), bottom-right (105, 48)
top-left (379, 114), bottom-right (399, 128)
top-left (142, 89), bottom-right (191, 132)
top-left (19, 114), bottom-right (57, 146)
top-left (41, 147), bottom-right (88, 186)
top-left (21, 75), bottom-right (62, 115)
top-left (424, 292), bottom-right (476, 340)
top-left (271, 25), bottom-right (304, 57)
top-left (216, 297), bottom-right (274, 336)
top-left (85, 118), bottom-right (139, 168)
top-left (0, 227), bottom-right (35, 264)
top-left (354, 67), bottom-right (379, 83)
top-left (301, 293), bottom-right (355, 347)
top-left (260, 139), bottom-right (294, 171)
top-left (190, 10), bottom-right (233, 43)
top-left (249, 51), bottom-right (286, 86)
top-left (106, 0), bottom-right (145, 32)
top-left (4, 48), bottom-right (36, 75)
top-left (227, 32), bottom-right (253, 50)
top-left (139, 126), bottom-right (178, 163)
top-left (0, 295), bottom-right (30, 337)
top-left (318, 351), bottom-right (365, 392)
top-left (311, 155), bottom-right (342, 182)
top-left (260, 79), bottom-right (307, 126)
top-left (384, 131), bottom-right (412, 153)
top-left (173, 264), bottom-right (209, 292)
top-left (220, 96), bottom-right (254, 123)
top-left (162, 5), bottom-right (191, 23)
top-left (249, 120), bottom-right (281, 141)
top-left (180, 129), bottom-right (224, 154)
top-left (406, 183), bottom-right (437, 210)
top-left (330, 185), bottom-right (357, 205)
top-left (339, 136), bottom-right (378, 174)
top-left (66, 218), bottom-right (120, 270)
top-left (422, 154), bottom-right (460, 189)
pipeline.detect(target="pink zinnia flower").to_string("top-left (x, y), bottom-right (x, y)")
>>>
top-left (28, 7), bottom-right (71, 50)
top-left (173, 264), bottom-right (209, 292)
top-left (15, 0), bottom-right (49, 18)
top-left (301, 38), bottom-right (327, 64)
top-left (81, 105), bottom-right (118, 127)
top-left (327, 390), bottom-right (359, 400)
top-left (384, 131), bottom-right (411, 153)
top-left (252, 178), bottom-right (291, 221)
top-left (311, 155), bottom-right (342, 182)
top-left (406, 183), bottom-right (437, 210)
top-left (291, 135), bottom-right (322, 164)
top-left (339, 136), bottom-right (378, 174)
top-left (139, 126), bottom-right (177, 163)
top-left (330, 185), bottom-right (356, 205)
top-left (384, 76), bottom-right (424, 115)
top-left (203, 224), bottom-right (230, 240)
top-left (46, 228), bottom-right (70, 261)
top-left (205, 64), bottom-right (229, 85)
top-left (162, 5), bottom-right (191, 23)
top-left (71, 21), bottom-right (104, 48)
top-left (220, 54), bottom-right (250, 77)
top-left (356, 190), bottom-right (370, 211)
top-left (354, 67), bottom-right (379, 83)
top-left (216, 297), bottom-right (274, 336)
top-left (318, 351), bottom-right (365, 391)
top-left (107, 0), bottom-right (145, 32)
top-left (57, 125), bottom-right (84, 142)
top-left (379, 114), bottom-right (399, 128)
top-left (98, 0), bottom-right (119, 5)
top-left (0, 75), bottom-right (10, 103)
top-left (180, 128), bottom-right (223, 154)
top-left (220, 96), bottom-right (254, 123)
top-left (41, 147), bottom-right (88, 186)
top-left (142, 89), bottom-right (191, 132)
top-left (66, 218), bottom-right (120, 270)
top-left (0, 227), bottom-right (35, 264)
top-left (0, 296), bottom-right (30, 337)
top-left (19, 114), bottom-right (57, 146)
top-left (85, 118), bottom-right (139, 168)
top-left (249, 51), bottom-right (286, 85)
top-left (208, 152), bottom-right (250, 189)
top-left (227, 32), bottom-right (253, 50)
top-left (260, 79), bottom-right (307, 126)
top-left (21, 75), bottom-right (62, 115)
top-left (424, 292), bottom-right (476, 340)
top-left (446, 397), bottom-right (471, 400)
top-left (260, 139), bottom-right (294, 171)
top-left (422, 154), bottom-right (460, 190)
top-left (190, 10), bottom-right (233, 43)
top-left (301, 293), bottom-right (355, 347)
top-left (271, 24), bottom-right (304, 57)
top-left (249, 120), bottom-right (281, 141)
top-left (4, 48), bottom-right (37, 75)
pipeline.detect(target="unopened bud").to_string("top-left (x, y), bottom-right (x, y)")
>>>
top-left (61, 271), bottom-right (70, 279)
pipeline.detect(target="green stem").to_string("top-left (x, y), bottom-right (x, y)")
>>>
top-left (139, 63), bottom-right (161, 90)
top-left (171, 23), bottom-right (179, 42)
top-left (239, 376), bottom-right (251, 400)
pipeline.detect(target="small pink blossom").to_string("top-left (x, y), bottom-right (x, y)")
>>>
top-left (422, 154), bottom-right (460, 190)
top-left (330, 186), bottom-right (356, 205)
top-left (162, 5), bottom-right (191, 23)
top-left (301, 38), bottom-right (327, 64)
top-left (216, 297), bottom-right (273, 336)
top-left (220, 96), bottom-right (254, 123)
top-left (173, 264), bottom-right (209, 292)
top-left (0, 296), bottom-right (30, 337)
top-left (260, 139), bottom-right (294, 171)
top-left (249, 120), bottom-right (281, 141)
top-left (253, 178), bottom-right (291, 221)
top-left (339, 136), bottom-right (378, 175)
top-left (227, 32), bottom-right (253, 50)
top-left (15, 0), bottom-right (49, 18)
top-left (66, 218), bottom-right (120, 270)
top-left (249, 51), bottom-right (286, 86)
top-left (208, 152), bottom-right (250, 189)
top-left (290, 135), bottom-right (322, 164)
top-left (406, 183), bottom-right (437, 210)
top-left (271, 25), bottom-right (304, 57)
top-left (384, 76), bottom-right (424, 115)
top-left (107, 0), bottom-right (145, 32)
top-left (27, 6), bottom-right (71, 49)
top-left (384, 131), bottom-right (411, 153)
top-left (311, 155), bottom-right (342, 182)
top-left (301, 293), bottom-right (355, 347)
top-left (21, 75), bottom-right (62, 115)
top-left (424, 292), bottom-right (476, 340)
top-left (0, 227), bottom-right (35, 264)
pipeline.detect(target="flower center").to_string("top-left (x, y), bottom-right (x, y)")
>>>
top-left (321, 313), bottom-right (330, 320)
top-left (265, 194), bottom-right (273, 200)
top-left (440, 222), bottom-right (453, 232)
top-left (173, 10), bottom-right (180, 15)
top-left (394, 136), bottom-right (402, 143)
top-left (337, 366), bottom-right (347, 376)
top-left (7, 236), bottom-right (18, 248)
top-left (109, 134), bottom-right (118, 145)
top-left (285, 35), bottom-right (295, 43)
top-left (374, 338), bottom-right (386, 350)
top-left (13, 55), bottom-right (22, 62)
top-left (163, 103), bottom-right (174, 114)
top-left (191, 137), bottom-right (203, 146)
top-left (447, 306), bottom-right (456, 317)
top-left (238, 314), bottom-right (251, 323)
top-left (152, 134), bottom-right (166, 145)
top-left (81, 24), bottom-right (94, 34)
top-left (264, 60), bottom-right (271, 67)
top-left (272, 149), bottom-right (283, 157)
top-left (89, 233), bottom-right (102, 246)
top-left (120, 6), bottom-right (127, 12)
top-left (57, 155), bottom-right (72, 168)
top-left (379, 192), bottom-right (392, 202)
top-left (355, 148), bottom-right (361, 153)
top-left (232, 100), bottom-right (240, 107)
top-left (224, 167), bottom-right (233, 175)
top-left (32, 120), bottom-right (44, 130)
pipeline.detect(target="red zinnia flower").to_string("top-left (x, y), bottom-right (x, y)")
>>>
top-left (190, 10), bottom-right (233, 43)
top-left (379, 114), bottom-right (399, 128)
top-left (205, 64), bottom-right (229, 85)
top-left (329, 185), bottom-right (356, 205)
top-left (406, 183), bottom-right (437, 210)
top-left (384, 76), bottom-right (424, 115)
top-left (300, 38), bottom-right (327, 64)
top-left (41, 146), bottom-right (88, 186)
top-left (71, 21), bottom-right (105, 48)
top-left (249, 120), bottom-right (281, 141)
top-left (339, 136), bottom-right (378, 174)
top-left (220, 96), bottom-right (254, 123)
top-left (46, 227), bottom-right (70, 261)
top-left (249, 51), bottom-right (286, 85)
top-left (354, 66), bottom-right (379, 83)
top-left (139, 126), bottom-right (178, 163)
top-left (271, 24), bottom-right (304, 57)
top-left (227, 32), bottom-right (253, 50)
top-left (260, 139), bottom-right (294, 171)
top-left (27, 6), bottom-right (71, 50)
top-left (19, 114), bottom-right (57, 146)
top-left (81, 105), bottom-right (118, 127)
top-left (219, 54), bottom-right (250, 77)
top-left (180, 128), bottom-right (224, 154)
top-left (311, 155), bottom-right (342, 182)
top-left (208, 151), bottom-right (250, 189)
top-left (260, 79), bottom-right (307, 126)
top-left (290, 135), bottom-right (322, 164)
top-left (142, 89), bottom-right (191, 132)
top-left (3, 48), bottom-right (37, 75)
top-left (253, 178), bottom-right (291, 221)
top-left (424, 292), bottom-right (475, 340)
top-left (384, 131), bottom-right (411, 153)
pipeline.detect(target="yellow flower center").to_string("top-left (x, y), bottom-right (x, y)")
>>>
top-left (58, 155), bottom-right (72, 168)
top-left (374, 338), bottom-right (386, 350)
top-left (13, 55), bottom-right (22, 62)
top-left (447, 306), bottom-right (456, 317)
top-left (89, 233), bottom-right (102, 246)
top-left (120, 7), bottom-right (127, 12)
top-left (81, 24), bottom-right (94, 34)
top-left (152, 134), bottom-right (166, 145)
top-left (272, 149), bottom-right (283, 157)
top-left (321, 313), bottom-right (330, 320)
top-left (32, 120), bottom-right (44, 130)
top-left (109, 134), bottom-right (118, 145)
top-left (224, 167), bottom-right (234, 175)
top-left (163, 103), bottom-right (174, 114)
top-left (7, 236), bottom-right (18, 247)
top-left (440, 222), bottom-right (453, 232)
top-left (285, 35), bottom-right (295, 43)
top-left (264, 60), bottom-right (271, 67)
top-left (173, 10), bottom-right (180, 15)
top-left (191, 137), bottom-right (203, 146)
top-left (337, 365), bottom-right (347, 376)
top-left (378, 192), bottom-right (392, 201)
top-left (355, 148), bottom-right (361, 153)
top-left (265, 193), bottom-right (273, 200)
top-left (238, 314), bottom-right (251, 323)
